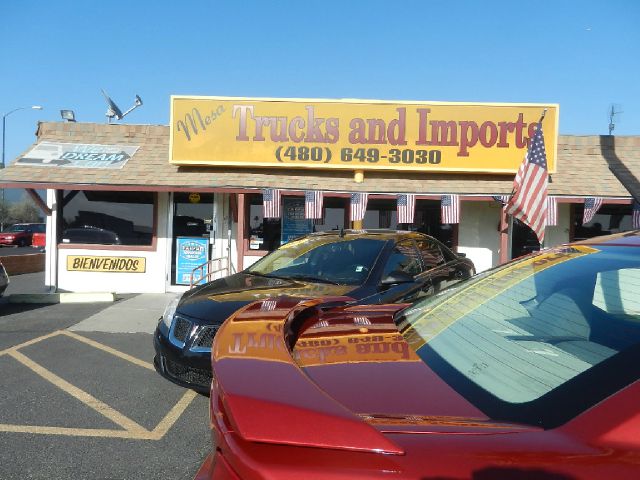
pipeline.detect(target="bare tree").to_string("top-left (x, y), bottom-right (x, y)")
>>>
top-left (5, 194), bottom-right (43, 226)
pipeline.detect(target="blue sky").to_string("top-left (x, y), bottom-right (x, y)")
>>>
top-left (1, 0), bottom-right (639, 179)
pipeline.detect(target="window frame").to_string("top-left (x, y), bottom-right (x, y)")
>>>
top-left (241, 193), bottom-right (350, 257)
top-left (57, 190), bottom-right (158, 252)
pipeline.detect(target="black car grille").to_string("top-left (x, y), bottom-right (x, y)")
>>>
top-left (172, 316), bottom-right (192, 343)
top-left (193, 325), bottom-right (219, 349)
top-left (165, 358), bottom-right (212, 388)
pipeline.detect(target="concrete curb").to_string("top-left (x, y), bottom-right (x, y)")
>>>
top-left (7, 292), bottom-right (117, 304)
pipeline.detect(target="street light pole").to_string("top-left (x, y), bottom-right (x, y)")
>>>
top-left (1, 105), bottom-right (43, 230)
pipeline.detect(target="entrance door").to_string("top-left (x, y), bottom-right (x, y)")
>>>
top-left (170, 192), bottom-right (214, 286)
top-left (510, 218), bottom-right (541, 259)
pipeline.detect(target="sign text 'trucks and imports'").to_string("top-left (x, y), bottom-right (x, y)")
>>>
top-left (170, 96), bottom-right (558, 174)
top-left (66, 256), bottom-right (146, 273)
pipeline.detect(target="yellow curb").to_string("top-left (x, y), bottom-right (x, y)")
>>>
top-left (7, 292), bottom-right (117, 304)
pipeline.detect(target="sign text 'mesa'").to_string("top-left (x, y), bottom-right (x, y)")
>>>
top-left (232, 105), bottom-right (540, 157)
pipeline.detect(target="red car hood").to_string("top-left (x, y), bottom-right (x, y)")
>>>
top-left (212, 297), bottom-right (536, 456)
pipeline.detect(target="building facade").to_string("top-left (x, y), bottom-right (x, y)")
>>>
top-left (1, 97), bottom-right (638, 294)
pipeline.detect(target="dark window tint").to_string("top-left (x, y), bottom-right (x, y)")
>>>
top-left (382, 240), bottom-right (422, 277)
top-left (416, 238), bottom-right (447, 269)
top-left (59, 191), bottom-right (154, 246)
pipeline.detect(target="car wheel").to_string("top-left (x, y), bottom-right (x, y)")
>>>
top-left (17, 239), bottom-right (27, 247)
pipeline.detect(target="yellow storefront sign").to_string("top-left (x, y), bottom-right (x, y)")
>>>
top-left (67, 256), bottom-right (146, 273)
top-left (170, 96), bottom-right (558, 174)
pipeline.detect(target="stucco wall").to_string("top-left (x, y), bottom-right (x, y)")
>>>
top-left (458, 201), bottom-right (502, 273)
top-left (56, 194), bottom-right (170, 294)
top-left (543, 203), bottom-right (571, 248)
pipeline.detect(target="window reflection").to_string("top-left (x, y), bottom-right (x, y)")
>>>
top-left (59, 190), bottom-right (154, 246)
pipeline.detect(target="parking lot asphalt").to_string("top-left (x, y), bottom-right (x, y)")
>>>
top-left (0, 274), bottom-right (210, 480)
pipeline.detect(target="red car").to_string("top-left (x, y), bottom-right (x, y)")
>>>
top-left (197, 230), bottom-right (640, 479)
top-left (31, 231), bottom-right (46, 249)
top-left (0, 223), bottom-right (45, 247)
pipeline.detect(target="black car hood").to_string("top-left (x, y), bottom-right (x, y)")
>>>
top-left (177, 272), bottom-right (353, 323)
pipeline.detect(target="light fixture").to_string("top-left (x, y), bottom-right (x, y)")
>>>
top-left (1, 104), bottom-right (43, 229)
top-left (60, 110), bottom-right (76, 122)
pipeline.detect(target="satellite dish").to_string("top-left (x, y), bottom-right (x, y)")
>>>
top-left (101, 89), bottom-right (143, 123)
top-left (607, 104), bottom-right (623, 135)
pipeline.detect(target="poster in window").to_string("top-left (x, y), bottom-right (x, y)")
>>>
top-left (176, 237), bottom-right (209, 285)
top-left (281, 197), bottom-right (313, 244)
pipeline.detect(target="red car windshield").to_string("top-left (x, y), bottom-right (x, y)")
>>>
top-left (399, 244), bottom-right (640, 427)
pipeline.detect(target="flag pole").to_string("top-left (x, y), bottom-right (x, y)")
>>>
top-left (538, 108), bottom-right (548, 124)
top-left (505, 107), bottom-right (550, 254)
top-left (539, 108), bottom-right (548, 250)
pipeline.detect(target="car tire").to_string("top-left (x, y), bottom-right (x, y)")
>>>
top-left (17, 239), bottom-right (27, 247)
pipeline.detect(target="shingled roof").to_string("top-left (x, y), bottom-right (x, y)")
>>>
top-left (1, 121), bottom-right (638, 198)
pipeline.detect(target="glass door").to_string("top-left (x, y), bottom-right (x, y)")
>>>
top-left (171, 192), bottom-right (214, 286)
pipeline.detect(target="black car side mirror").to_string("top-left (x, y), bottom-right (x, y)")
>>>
top-left (380, 270), bottom-right (415, 286)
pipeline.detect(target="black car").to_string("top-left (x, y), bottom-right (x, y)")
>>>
top-left (62, 226), bottom-right (122, 245)
top-left (153, 229), bottom-right (475, 393)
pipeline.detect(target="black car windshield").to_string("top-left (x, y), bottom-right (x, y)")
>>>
top-left (399, 244), bottom-right (640, 427)
top-left (247, 236), bottom-right (386, 286)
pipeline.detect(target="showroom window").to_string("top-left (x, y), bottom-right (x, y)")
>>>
top-left (363, 199), bottom-right (454, 249)
top-left (59, 190), bottom-right (155, 246)
top-left (573, 203), bottom-right (635, 241)
top-left (246, 194), bottom-right (347, 253)
top-left (245, 194), bottom-right (455, 253)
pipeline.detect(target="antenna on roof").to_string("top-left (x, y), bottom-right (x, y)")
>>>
top-left (608, 104), bottom-right (623, 135)
top-left (101, 89), bottom-right (143, 123)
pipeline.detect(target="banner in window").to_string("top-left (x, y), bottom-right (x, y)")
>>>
top-left (170, 96), bottom-right (558, 174)
top-left (281, 197), bottom-right (313, 245)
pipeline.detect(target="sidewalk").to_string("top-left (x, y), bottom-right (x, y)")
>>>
top-left (70, 292), bottom-right (178, 334)
top-left (2, 270), bottom-right (178, 334)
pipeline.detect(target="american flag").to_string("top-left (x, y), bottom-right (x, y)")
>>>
top-left (353, 316), bottom-right (372, 326)
top-left (304, 190), bottom-right (323, 219)
top-left (546, 196), bottom-right (558, 226)
top-left (260, 299), bottom-right (277, 311)
top-left (582, 197), bottom-right (603, 224)
top-left (492, 195), bottom-right (509, 206)
top-left (441, 194), bottom-right (460, 224)
top-left (634, 200), bottom-right (640, 229)
top-left (262, 189), bottom-right (281, 218)
top-left (350, 192), bottom-right (369, 222)
top-left (505, 122), bottom-right (548, 243)
top-left (397, 194), bottom-right (416, 224)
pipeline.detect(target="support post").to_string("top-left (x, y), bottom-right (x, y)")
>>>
top-left (499, 209), bottom-right (509, 264)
